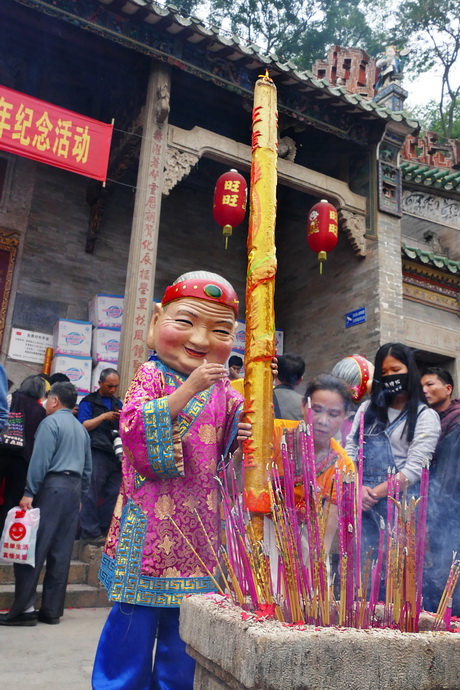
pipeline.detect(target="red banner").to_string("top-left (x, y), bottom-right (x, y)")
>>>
top-left (0, 86), bottom-right (113, 181)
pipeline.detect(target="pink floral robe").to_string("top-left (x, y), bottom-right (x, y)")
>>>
top-left (99, 359), bottom-right (243, 607)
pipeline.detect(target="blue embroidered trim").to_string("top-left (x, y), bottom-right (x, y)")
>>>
top-left (135, 575), bottom-right (216, 607)
top-left (180, 388), bottom-right (212, 437)
top-left (99, 530), bottom-right (216, 608)
top-left (99, 552), bottom-right (115, 590)
top-left (106, 500), bottom-right (147, 604)
top-left (143, 397), bottom-right (183, 479)
top-left (134, 471), bottom-right (147, 489)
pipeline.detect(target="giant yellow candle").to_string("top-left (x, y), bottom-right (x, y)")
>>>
top-left (243, 73), bottom-right (278, 540)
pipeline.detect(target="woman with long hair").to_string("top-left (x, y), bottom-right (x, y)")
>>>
top-left (345, 343), bottom-right (440, 550)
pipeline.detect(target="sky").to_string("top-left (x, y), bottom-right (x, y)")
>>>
top-left (406, 66), bottom-right (460, 110)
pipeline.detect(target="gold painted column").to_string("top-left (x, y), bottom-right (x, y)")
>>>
top-left (243, 75), bottom-right (278, 539)
top-left (118, 62), bottom-right (170, 395)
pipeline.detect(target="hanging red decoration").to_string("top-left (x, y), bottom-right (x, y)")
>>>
top-left (213, 169), bottom-right (247, 248)
top-left (307, 198), bottom-right (339, 273)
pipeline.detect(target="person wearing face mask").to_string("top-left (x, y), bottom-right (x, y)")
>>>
top-left (345, 343), bottom-right (440, 555)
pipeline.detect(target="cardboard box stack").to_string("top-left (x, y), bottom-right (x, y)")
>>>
top-left (51, 319), bottom-right (93, 395)
top-left (88, 294), bottom-right (124, 391)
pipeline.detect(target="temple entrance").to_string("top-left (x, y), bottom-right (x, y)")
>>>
top-left (413, 348), bottom-right (456, 383)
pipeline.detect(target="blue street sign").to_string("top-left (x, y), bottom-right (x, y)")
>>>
top-left (345, 307), bottom-right (366, 328)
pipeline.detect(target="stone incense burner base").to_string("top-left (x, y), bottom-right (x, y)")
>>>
top-left (180, 595), bottom-right (460, 690)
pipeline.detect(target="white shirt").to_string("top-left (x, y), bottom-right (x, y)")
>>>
top-left (345, 400), bottom-right (441, 485)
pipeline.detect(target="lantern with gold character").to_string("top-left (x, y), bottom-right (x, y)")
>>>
top-left (213, 169), bottom-right (247, 248)
top-left (307, 198), bottom-right (339, 273)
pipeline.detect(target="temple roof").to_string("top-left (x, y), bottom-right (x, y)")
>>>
top-left (28, 0), bottom-right (419, 131)
top-left (401, 161), bottom-right (460, 192)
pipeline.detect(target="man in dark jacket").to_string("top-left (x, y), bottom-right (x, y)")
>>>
top-left (422, 368), bottom-right (460, 614)
top-left (422, 367), bottom-right (460, 442)
top-left (78, 368), bottom-right (122, 543)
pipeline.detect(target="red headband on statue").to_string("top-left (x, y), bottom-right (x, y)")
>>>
top-left (162, 278), bottom-right (239, 317)
top-left (348, 355), bottom-right (372, 402)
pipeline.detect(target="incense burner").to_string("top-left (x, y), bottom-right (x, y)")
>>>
top-left (180, 595), bottom-right (460, 690)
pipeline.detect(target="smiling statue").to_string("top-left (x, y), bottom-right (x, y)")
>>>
top-left (93, 270), bottom-right (245, 689)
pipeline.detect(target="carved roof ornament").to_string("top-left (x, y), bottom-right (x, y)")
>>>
top-left (163, 148), bottom-right (199, 196)
top-left (312, 45), bottom-right (377, 98)
top-left (339, 208), bottom-right (366, 257)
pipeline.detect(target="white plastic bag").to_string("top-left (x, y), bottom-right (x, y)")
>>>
top-left (0, 507), bottom-right (40, 567)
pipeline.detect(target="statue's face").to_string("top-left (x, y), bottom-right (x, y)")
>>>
top-left (147, 297), bottom-right (236, 374)
top-left (386, 46), bottom-right (396, 57)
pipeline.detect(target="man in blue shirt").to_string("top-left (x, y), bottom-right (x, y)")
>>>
top-left (78, 368), bottom-right (122, 543)
top-left (0, 382), bottom-right (91, 626)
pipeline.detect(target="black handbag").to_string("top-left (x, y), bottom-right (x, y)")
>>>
top-left (0, 412), bottom-right (25, 450)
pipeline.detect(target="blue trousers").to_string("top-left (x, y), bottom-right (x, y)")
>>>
top-left (92, 603), bottom-right (195, 690)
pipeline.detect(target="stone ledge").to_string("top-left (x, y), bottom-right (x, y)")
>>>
top-left (180, 596), bottom-right (460, 690)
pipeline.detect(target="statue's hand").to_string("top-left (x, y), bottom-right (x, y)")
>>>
top-left (186, 359), bottom-right (227, 394)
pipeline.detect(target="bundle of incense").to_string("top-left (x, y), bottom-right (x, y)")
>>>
top-left (280, 430), bottom-right (313, 619)
top-left (342, 472), bottom-right (355, 623)
top-left (335, 464), bottom-right (346, 619)
top-left (355, 411), bottom-right (364, 593)
top-left (301, 408), bottom-right (330, 622)
top-left (368, 516), bottom-right (385, 622)
top-left (273, 446), bottom-right (303, 622)
top-left (217, 473), bottom-right (259, 607)
top-left (298, 421), bottom-right (318, 600)
top-left (415, 460), bottom-right (429, 624)
top-left (359, 549), bottom-right (373, 629)
top-left (402, 497), bottom-right (417, 632)
top-left (219, 478), bottom-right (244, 590)
top-left (434, 555), bottom-right (460, 631)
top-left (210, 414), bottom-right (446, 633)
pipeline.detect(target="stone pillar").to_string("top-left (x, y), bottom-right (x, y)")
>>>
top-left (118, 61), bottom-right (170, 395)
top-left (376, 211), bottom-right (404, 343)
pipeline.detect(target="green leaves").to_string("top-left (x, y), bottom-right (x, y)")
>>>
top-left (177, 0), bottom-right (459, 137)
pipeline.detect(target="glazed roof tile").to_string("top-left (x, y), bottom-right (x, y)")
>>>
top-left (401, 161), bottom-right (460, 191)
top-left (402, 244), bottom-right (460, 274)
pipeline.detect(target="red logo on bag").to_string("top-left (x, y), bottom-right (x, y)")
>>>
top-left (9, 522), bottom-right (26, 542)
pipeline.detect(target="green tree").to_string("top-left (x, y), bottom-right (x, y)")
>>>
top-left (394, 0), bottom-right (460, 138)
top-left (411, 98), bottom-right (460, 140)
top-left (188, 0), bottom-right (383, 69)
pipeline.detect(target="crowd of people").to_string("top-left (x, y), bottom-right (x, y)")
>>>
top-left (0, 269), bottom-right (459, 689)
top-left (0, 367), bottom-right (122, 627)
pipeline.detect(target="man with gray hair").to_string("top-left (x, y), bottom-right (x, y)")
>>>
top-left (78, 368), bottom-right (122, 543)
top-left (0, 382), bottom-right (91, 626)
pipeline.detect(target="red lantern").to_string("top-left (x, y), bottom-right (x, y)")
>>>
top-left (213, 169), bottom-right (247, 248)
top-left (307, 199), bottom-right (339, 273)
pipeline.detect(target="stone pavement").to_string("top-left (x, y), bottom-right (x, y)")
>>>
top-left (0, 607), bottom-right (111, 689)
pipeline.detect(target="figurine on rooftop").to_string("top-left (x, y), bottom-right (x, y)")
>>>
top-left (375, 45), bottom-right (409, 92)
